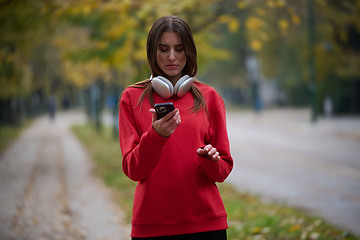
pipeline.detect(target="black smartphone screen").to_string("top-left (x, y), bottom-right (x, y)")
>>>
top-left (154, 102), bottom-right (175, 119)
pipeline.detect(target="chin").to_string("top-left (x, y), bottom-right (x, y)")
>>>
top-left (164, 71), bottom-right (181, 78)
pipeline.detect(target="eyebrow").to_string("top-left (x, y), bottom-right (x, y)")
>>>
top-left (158, 43), bottom-right (183, 47)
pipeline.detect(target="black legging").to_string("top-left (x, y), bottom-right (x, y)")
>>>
top-left (132, 229), bottom-right (227, 240)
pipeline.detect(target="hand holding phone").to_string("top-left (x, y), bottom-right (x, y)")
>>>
top-left (151, 102), bottom-right (180, 137)
top-left (154, 102), bottom-right (175, 119)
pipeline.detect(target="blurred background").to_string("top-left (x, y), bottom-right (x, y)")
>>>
top-left (1, 1), bottom-right (360, 238)
top-left (0, 0), bottom-right (359, 126)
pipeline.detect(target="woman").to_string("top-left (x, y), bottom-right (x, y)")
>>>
top-left (118, 16), bottom-right (233, 239)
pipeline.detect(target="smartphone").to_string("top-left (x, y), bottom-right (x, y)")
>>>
top-left (154, 102), bottom-right (175, 119)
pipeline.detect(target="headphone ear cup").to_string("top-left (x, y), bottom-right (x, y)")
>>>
top-left (174, 75), bottom-right (194, 97)
top-left (151, 76), bottom-right (174, 99)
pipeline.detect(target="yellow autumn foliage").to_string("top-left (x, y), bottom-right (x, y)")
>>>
top-left (289, 224), bottom-right (301, 232)
top-left (64, 60), bottom-right (111, 87)
top-left (250, 40), bottom-right (262, 51)
top-left (245, 17), bottom-right (264, 31)
top-left (134, 37), bottom-right (147, 61)
top-left (96, 41), bottom-right (107, 50)
top-left (102, 0), bottom-right (131, 14)
top-left (292, 15), bottom-right (301, 25)
top-left (195, 33), bottom-right (231, 61)
top-left (53, 28), bottom-right (90, 51)
top-left (219, 15), bottom-right (231, 24)
top-left (267, 0), bottom-right (286, 8)
top-left (106, 17), bottom-right (138, 40)
top-left (228, 18), bottom-right (240, 33)
top-left (113, 36), bottom-right (134, 70)
top-left (236, 1), bottom-right (248, 10)
top-left (278, 19), bottom-right (290, 31)
top-left (218, 15), bottom-right (240, 33)
top-left (256, 8), bottom-right (267, 16)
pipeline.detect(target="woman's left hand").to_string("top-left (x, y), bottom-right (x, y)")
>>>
top-left (196, 144), bottom-right (221, 162)
top-left (149, 108), bottom-right (181, 137)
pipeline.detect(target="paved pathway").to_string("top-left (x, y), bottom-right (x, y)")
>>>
top-left (226, 109), bottom-right (360, 236)
top-left (0, 111), bottom-right (130, 240)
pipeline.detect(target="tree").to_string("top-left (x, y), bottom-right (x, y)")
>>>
top-left (201, 0), bottom-right (360, 113)
top-left (0, 0), bottom-right (60, 124)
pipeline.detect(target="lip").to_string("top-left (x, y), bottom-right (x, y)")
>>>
top-left (166, 64), bottom-right (178, 69)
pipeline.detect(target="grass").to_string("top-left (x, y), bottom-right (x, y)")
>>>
top-left (72, 124), bottom-right (359, 240)
top-left (0, 120), bottom-right (32, 153)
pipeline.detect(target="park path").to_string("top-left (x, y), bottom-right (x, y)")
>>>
top-left (0, 111), bottom-right (130, 240)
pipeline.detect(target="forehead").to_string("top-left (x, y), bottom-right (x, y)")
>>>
top-left (158, 32), bottom-right (182, 45)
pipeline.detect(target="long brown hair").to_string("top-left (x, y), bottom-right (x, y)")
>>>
top-left (129, 16), bottom-right (207, 113)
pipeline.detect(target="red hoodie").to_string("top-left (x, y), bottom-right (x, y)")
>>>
top-left (118, 81), bottom-right (233, 237)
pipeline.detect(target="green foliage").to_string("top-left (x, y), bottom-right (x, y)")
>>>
top-left (0, 0), bottom-right (58, 99)
top-left (220, 184), bottom-right (358, 239)
top-left (72, 124), bottom-right (359, 239)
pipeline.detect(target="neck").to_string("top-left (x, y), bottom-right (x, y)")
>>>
top-left (167, 74), bottom-right (182, 86)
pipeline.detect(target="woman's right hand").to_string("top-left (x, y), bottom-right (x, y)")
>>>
top-left (149, 108), bottom-right (181, 137)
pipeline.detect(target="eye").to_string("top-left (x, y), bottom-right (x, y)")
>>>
top-left (175, 45), bottom-right (184, 52)
top-left (158, 45), bottom-right (168, 52)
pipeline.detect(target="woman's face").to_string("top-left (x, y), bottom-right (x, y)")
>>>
top-left (156, 31), bottom-right (187, 84)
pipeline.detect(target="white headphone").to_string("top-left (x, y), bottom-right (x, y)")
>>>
top-left (151, 75), bottom-right (194, 99)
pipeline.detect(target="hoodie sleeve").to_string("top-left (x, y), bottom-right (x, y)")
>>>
top-left (198, 94), bottom-right (233, 183)
top-left (118, 90), bottom-right (168, 182)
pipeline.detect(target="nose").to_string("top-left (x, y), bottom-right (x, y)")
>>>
top-left (168, 49), bottom-right (175, 61)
